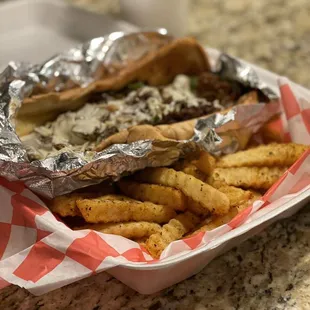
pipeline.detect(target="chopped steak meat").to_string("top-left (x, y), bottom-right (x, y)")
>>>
top-left (196, 72), bottom-right (242, 104)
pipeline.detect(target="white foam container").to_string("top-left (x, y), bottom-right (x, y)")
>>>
top-left (0, 0), bottom-right (138, 69)
top-left (1, 0), bottom-right (309, 295)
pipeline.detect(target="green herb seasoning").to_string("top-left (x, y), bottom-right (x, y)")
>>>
top-left (128, 81), bottom-right (145, 90)
top-left (190, 76), bottom-right (198, 91)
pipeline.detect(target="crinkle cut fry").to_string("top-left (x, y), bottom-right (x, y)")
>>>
top-left (173, 160), bottom-right (206, 181)
top-left (236, 190), bottom-right (262, 213)
top-left (145, 211), bottom-right (200, 258)
top-left (75, 221), bottom-right (161, 239)
top-left (49, 193), bottom-right (95, 217)
top-left (188, 208), bottom-right (238, 237)
top-left (194, 151), bottom-right (216, 176)
top-left (118, 180), bottom-right (186, 211)
top-left (186, 198), bottom-right (210, 216)
top-left (49, 184), bottom-right (116, 217)
top-left (210, 166), bottom-right (288, 190)
top-left (76, 194), bottom-right (176, 223)
top-left (207, 180), bottom-right (253, 207)
top-left (188, 191), bottom-right (262, 237)
top-left (217, 143), bottom-right (309, 168)
top-left (135, 168), bottom-right (230, 215)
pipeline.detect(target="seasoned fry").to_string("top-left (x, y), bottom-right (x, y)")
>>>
top-left (194, 151), bottom-right (216, 175)
top-left (182, 164), bottom-right (206, 181)
top-left (145, 211), bottom-right (200, 258)
top-left (49, 183), bottom-right (116, 217)
top-left (188, 190), bottom-right (263, 237)
top-left (217, 143), bottom-right (309, 168)
top-left (186, 198), bottom-right (210, 216)
top-left (218, 185), bottom-right (252, 207)
top-left (76, 194), bottom-right (176, 223)
top-left (207, 180), bottom-right (252, 207)
top-left (237, 191), bottom-right (262, 212)
top-left (187, 208), bottom-right (238, 237)
top-left (75, 221), bottom-right (161, 239)
top-left (135, 168), bottom-right (230, 215)
top-left (173, 160), bottom-right (206, 181)
top-left (49, 193), bottom-right (94, 217)
top-left (118, 180), bottom-right (186, 211)
top-left (210, 166), bottom-right (287, 190)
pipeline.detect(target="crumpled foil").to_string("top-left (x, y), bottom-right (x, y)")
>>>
top-left (0, 31), bottom-right (279, 199)
top-left (216, 54), bottom-right (278, 100)
top-left (193, 102), bottom-right (280, 156)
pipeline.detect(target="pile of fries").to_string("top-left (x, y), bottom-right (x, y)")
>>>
top-left (49, 143), bottom-right (309, 258)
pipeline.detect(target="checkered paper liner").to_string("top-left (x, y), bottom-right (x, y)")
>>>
top-left (0, 78), bottom-right (309, 295)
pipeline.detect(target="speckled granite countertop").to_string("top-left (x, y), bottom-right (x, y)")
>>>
top-left (66, 0), bottom-right (310, 88)
top-left (1, 1), bottom-right (310, 309)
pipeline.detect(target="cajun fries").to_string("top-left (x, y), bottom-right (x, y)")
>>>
top-left (135, 168), bottom-right (230, 215)
top-left (187, 191), bottom-right (262, 237)
top-left (173, 160), bottom-right (206, 181)
top-left (194, 151), bottom-right (216, 175)
top-left (208, 181), bottom-right (253, 207)
top-left (49, 193), bottom-right (92, 217)
top-left (217, 143), bottom-right (309, 168)
top-left (237, 191), bottom-right (262, 213)
top-left (145, 211), bottom-right (200, 258)
top-left (77, 194), bottom-right (176, 224)
top-left (210, 166), bottom-right (288, 190)
top-left (76, 221), bottom-right (161, 239)
top-left (187, 209), bottom-right (239, 237)
top-left (49, 142), bottom-right (307, 259)
top-left (186, 198), bottom-right (210, 216)
top-left (118, 180), bottom-right (186, 211)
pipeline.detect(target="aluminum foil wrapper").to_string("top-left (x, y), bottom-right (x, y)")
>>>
top-left (0, 31), bottom-right (279, 199)
top-left (193, 102), bottom-right (280, 156)
top-left (216, 54), bottom-right (278, 100)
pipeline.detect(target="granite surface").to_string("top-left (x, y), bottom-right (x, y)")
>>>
top-left (1, 1), bottom-right (310, 309)
top-left (67, 0), bottom-right (310, 88)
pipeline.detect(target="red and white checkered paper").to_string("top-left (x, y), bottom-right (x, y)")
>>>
top-left (0, 78), bottom-right (309, 295)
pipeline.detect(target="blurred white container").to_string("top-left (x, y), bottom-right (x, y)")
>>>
top-left (0, 0), bottom-right (138, 69)
top-left (119, 0), bottom-right (188, 37)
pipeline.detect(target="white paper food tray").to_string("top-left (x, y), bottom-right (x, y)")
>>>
top-left (0, 6), bottom-right (309, 294)
top-left (106, 48), bottom-right (310, 293)
top-left (0, 0), bottom-right (138, 69)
